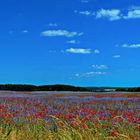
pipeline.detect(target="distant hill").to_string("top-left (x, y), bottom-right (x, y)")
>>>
top-left (0, 84), bottom-right (88, 92)
top-left (0, 84), bottom-right (139, 92)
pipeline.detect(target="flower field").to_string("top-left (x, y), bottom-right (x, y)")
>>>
top-left (0, 92), bottom-right (139, 140)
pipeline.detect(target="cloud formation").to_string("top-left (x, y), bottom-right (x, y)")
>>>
top-left (48, 23), bottom-right (58, 27)
top-left (96, 9), bottom-right (121, 21)
top-left (66, 40), bottom-right (80, 44)
top-left (92, 65), bottom-right (108, 69)
top-left (41, 30), bottom-right (83, 37)
top-left (76, 6), bottom-right (140, 21)
top-left (75, 71), bottom-right (106, 78)
top-left (94, 49), bottom-right (100, 54)
top-left (122, 43), bottom-right (140, 48)
top-left (124, 6), bottom-right (140, 19)
top-left (65, 48), bottom-right (100, 54)
top-left (66, 48), bottom-right (92, 54)
top-left (79, 11), bottom-right (94, 16)
top-left (113, 55), bottom-right (121, 58)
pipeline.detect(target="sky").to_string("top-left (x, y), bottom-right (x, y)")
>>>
top-left (0, 0), bottom-right (140, 87)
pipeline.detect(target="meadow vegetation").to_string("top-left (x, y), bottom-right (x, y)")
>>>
top-left (0, 93), bottom-right (139, 140)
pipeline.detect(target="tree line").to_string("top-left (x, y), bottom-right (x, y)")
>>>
top-left (0, 84), bottom-right (139, 92)
top-left (0, 84), bottom-right (88, 91)
top-left (116, 87), bottom-right (140, 92)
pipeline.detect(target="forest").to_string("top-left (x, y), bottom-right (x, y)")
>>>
top-left (0, 84), bottom-right (139, 92)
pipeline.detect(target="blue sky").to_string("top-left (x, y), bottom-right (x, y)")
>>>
top-left (0, 0), bottom-right (140, 87)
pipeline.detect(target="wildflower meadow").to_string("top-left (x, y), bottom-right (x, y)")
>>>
top-left (0, 92), bottom-right (139, 140)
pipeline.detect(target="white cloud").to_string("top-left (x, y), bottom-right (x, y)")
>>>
top-left (48, 23), bottom-right (58, 27)
top-left (79, 11), bottom-right (94, 16)
top-left (76, 6), bottom-right (140, 21)
top-left (65, 48), bottom-right (100, 54)
top-left (92, 65), bottom-right (108, 69)
top-left (66, 40), bottom-right (80, 44)
top-left (96, 9), bottom-right (121, 21)
top-left (84, 71), bottom-right (106, 77)
top-left (75, 9), bottom-right (121, 20)
top-left (94, 49), bottom-right (100, 54)
top-left (41, 30), bottom-right (83, 37)
top-left (124, 6), bottom-right (140, 19)
top-left (75, 71), bottom-right (106, 78)
top-left (113, 55), bottom-right (121, 58)
top-left (122, 43), bottom-right (140, 48)
top-left (75, 10), bottom-right (94, 16)
top-left (66, 48), bottom-right (92, 54)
